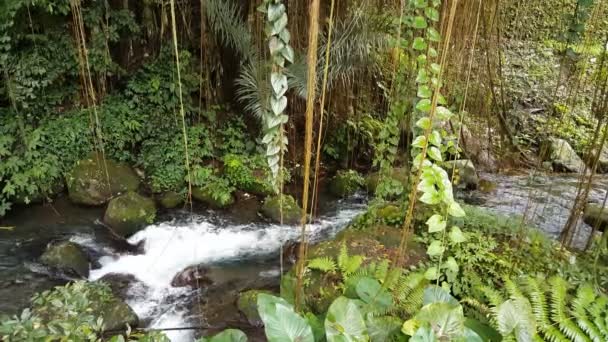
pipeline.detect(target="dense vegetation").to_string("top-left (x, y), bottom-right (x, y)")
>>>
top-left (1, 0), bottom-right (608, 341)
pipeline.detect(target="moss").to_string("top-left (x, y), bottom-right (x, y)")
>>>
top-left (66, 154), bottom-right (140, 206)
top-left (328, 170), bottom-right (364, 198)
top-left (261, 194), bottom-right (301, 225)
top-left (40, 241), bottom-right (89, 278)
top-left (103, 192), bottom-right (156, 237)
top-left (192, 186), bottom-right (235, 209)
top-left (237, 289), bottom-right (273, 326)
top-left (158, 191), bottom-right (183, 209)
top-left (365, 167), bottom-right (409, 194)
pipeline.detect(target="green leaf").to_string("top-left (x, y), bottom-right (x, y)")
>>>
top-left (425, 7), bottom-right (440, 21)
top-left (449, 226), bottom-right (466, 243)
top-left (355, 277), bottom-right (393, 310)
top-left (366, 316), bottom-right (402, 342)
top-left (496, 299), bottom-right (536, 342)
top-left (282, 45), bottom-right (294, 63)
top-left (414, 0), bottom-right (427, 8)
top-left (417, 85), bottom-right (432, 99)
top-left (429, 130), bottom-right (441, 147)
top-left (417, 302), bottom-right (465, 338)
top-left (416, 99), bottom-right (432, 113)
top-left (410, 326), bottom-right (438, 342)
top-left (267, 3), bottom-right (285, 22)
top-left (204, 329), bottom-right (248, 342)
top-left (325, 297), bottom-right (369, 342)
top-left (416, 117), bottom-right (432, 130)
top-left (426, 240), bottom-right (444, 256)
top-left (427, 147), bottom-right (442, 161)
top-left (427, 27), bottom-right (441, 42)
top-left (413, 16), bottom-right (428, 29)
top-left (420, 189), bottom-right (441, 205)
top-left (436, 106), bottom-right (452, 120)
top-left (444, 256), bottom-right (459, 273)
top-left (424, 266), bottom-right (439, 280)
top-left (426, 214), bottom-right (446, 232)
top-left (430, 63), bottom-right (441, 74)
top-left (416, 69), bottom-right (428, 83)
top-left (271, 13), bottom-right (288, 35)
top-left (413, 37), bottom-right (427, 51)
top-left (447, 201), bottom-right (465, 218)
top-left (271, 73), bottom-right (288, 96)
top-left (258, 294), bottom-right (314, 342)
top-left (412, 136), bottom-right (428, 148)
top-left (269, 37), bottom-right (285, 56)
top-left (270, 95), bottom-right (288, 115)
top-left (423, 286), bottom-right (459, 306)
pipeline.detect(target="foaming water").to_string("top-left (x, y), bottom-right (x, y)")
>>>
top-left (88, 198), bottom-right (365, 341)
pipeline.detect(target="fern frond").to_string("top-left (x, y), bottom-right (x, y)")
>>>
top-left (525, 276), bottom-right (569, 342)
top-left (307, 257), bottom-right (337, 273)
top-left (548, 276), bottom-right (590, 342)
top-left (374, 259), bottom-right (390, 283)
top-left (462, 297), bottom-right (492, 317)
top-left (588, 295), bottom-right (608, 340)
top-left (573, 284), bottom-right (603, 342)
top-left (480, 285), bottom-right (507, 309)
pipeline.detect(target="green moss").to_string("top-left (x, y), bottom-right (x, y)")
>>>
top-left (103, 191), bottom-right (156, 237)
top-left (66, 154), bottom-right (140, 206)
top-left (40, 241), bottom-right (90, 278)
top-left (192, 186), bottom-right (235, 209)
top-left (158, 191), bottom-right (184, 209)
top-left (261, 194), bottom-right (301, 225)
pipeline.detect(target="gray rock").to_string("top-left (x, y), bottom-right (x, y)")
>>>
top-left (583, 203), bottom-right (608, 231)
top-left (541, 138), bottom-right (585, 173)
top-left (104, 192), bottom-right (156, 237)
top-left (40, 241), bottom-right (89, 278)
top-left (445, 159), bottom-right (479, 190)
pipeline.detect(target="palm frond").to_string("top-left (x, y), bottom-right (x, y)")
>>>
top-left (205, 0), bottom-right (253, 59)
top-left (235, 59), bottom-right (271, 120)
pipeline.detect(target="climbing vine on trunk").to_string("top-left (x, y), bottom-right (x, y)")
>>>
top-left (260, 0), bottom-right (294, 192)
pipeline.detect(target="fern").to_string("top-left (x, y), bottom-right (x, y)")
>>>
top-left (548, 276), bottom-right (590, 342)
top-left (307, 257), bottom-right (337, 273)
top-left (573, 284), bottom-right (603, 342)
top-left (391, 271), bottom-right (427, 316)
top-left (205, 0), bottom-right (253, 59)
top-left (337, 243), bottom-right (363, 277)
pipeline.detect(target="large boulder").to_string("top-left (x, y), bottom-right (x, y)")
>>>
top-left (583, 203), bottom-right (608, 231)
top-left (104, 192), bottom-right (156, 237)
top-left (40, 241), bottom-right (90, 278)
top-left (237, 289), bottom-right (273, 326)
top-left (97, 273), bottom-right (140, 298)
top-left (541, 138), bottom-right (585, 173)
top-left (261, 195), bottom-right (302, 225)
top-left (171, 265), bottom-right (213, 288)
top-left (98, 296), bottom-right (139, 332)
top-left (66, 155), bottom-right (140, 205)
top-left (192, 186), bottom-right (235, 209)
top-left (444, 159), bottom-right (479, 190)
top-left (328, 170), bottom-right (364, 198)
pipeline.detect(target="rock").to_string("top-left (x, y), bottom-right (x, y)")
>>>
top-left (541, 138), bottom-right (585, 173)
top-left (590, 146), bottom-right (608, 173)
top-left (444, 160), bottom-right (479, 190)
top-left (192, 186), bottom-right (235, 209)
top-left (40, 241), bottom-right (90, 278)
top-left (365, 167), bottom-right (409, 195)
top-left (158, 191), bottom-right (184, 209)
top-left (478, 179), bottom-right (497, 193)
top-left (66, 154), bottom-right (140, 205)
top-left (281, 241), bottom-right (301, 265)
top-left (260, 195), bottom-right (301, 225)
top-left (460, 125), bottom-right (498, 170)
top-left (237, 289), bottom-right (273, 327)
top-left (241, 169), bottom-right (275, 197)
top-left (92, 294), bottom-right (139, 332)
top-left (583, 203), bottom-right (608, 231)
top-left (328, 170), bottom-right (364, 198)
top-left (97, 273), bottom-right (139, 298)
top-left (171, 265), bottom-right (213, 288)
top-left (104, 192), bottom-right (156, 237)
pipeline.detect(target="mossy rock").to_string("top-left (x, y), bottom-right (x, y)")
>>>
top-left (66, 155), bottom-right (140, 206)
top-left (261, 194), bottom-right (302, 225)
top-left (541, 138), bottom-right (585, 173)
top-left (40, 241), bottom-right (90, 278)
top-left (329, 170), bottom-right (364, 198)
top-left (104, 192), bottom-right (156, 237)
top-left (444, 160), bottom-right (479, 190)
top-left (192, 186), bottom-right (235, 209)
top-left (237, 289), bottom-right (273, 326)
top-left (158, 191), bottom-right (184, 209)
top-left (98, 297), bottom-right (139, 332)
top-left (365, 167), bottom-right (409, 195)
top-left (241, 169), bottom-right (275, 197)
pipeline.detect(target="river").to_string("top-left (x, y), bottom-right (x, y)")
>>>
top-left (0, 172), bottom-right (606, 340)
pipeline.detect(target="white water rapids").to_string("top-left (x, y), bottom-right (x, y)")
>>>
top-left (81, 200), bottom-right (365, 341)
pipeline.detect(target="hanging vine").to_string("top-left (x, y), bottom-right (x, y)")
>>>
top-left (393, 0), bottom-right (465, 283)
top-left (260, 0), bottom-right (294, 192)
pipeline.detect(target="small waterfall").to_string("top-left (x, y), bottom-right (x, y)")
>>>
top-left (88, 199), bottom-right (365, 341)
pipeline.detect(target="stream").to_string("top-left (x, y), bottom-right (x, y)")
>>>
top-left (0, 172), bottom-right (606, 341)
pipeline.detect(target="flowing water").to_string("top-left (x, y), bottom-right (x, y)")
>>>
top-left (1, 172), bottom-right (607, 340)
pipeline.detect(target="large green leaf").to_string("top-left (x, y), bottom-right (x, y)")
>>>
top-left (366, 315), bottom-right (402, 342)
top-left (464, 319), bottom-right (502, 342)
top-left (496, 299), bottom-right (536, 342)
top-left (423, 286), bottom-right (459, 306)
top-left (198, 329), bottom-right (248, 342)
top-left (258, 294), bottom-right (314, 342)
top-left (355, 277), bottom-right (392, 310)
top-left (325, 297), bottom-right (368, 341)
top-left (410, 326), bottom-right (438, 342)
top-left (416, 303), bottom-right (465, 339)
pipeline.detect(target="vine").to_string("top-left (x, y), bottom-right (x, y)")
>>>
top-left (259, 0), bottom-right (294, 192)
top-left (394, 0), bottom-right (466, 284)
